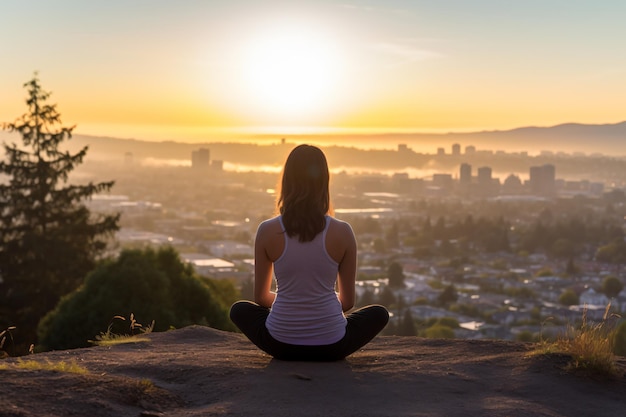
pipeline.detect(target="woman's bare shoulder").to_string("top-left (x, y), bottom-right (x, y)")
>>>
top-left (328, 217), bottom-right (355, 236)
top-left (257, 217), bottom-right (283, 236)
top-left (326, 217), bottom-right (356, 263)
top-left (257, 217), bottom-right (285, 261)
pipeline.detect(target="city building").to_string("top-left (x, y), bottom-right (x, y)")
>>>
top-left (432, 173), bottom-right (453, 192)
top-left (191, 148), bottom-right (210, 169)
top-left (502, 174), bottom-right (523, 195)
top-left (529, 164), bottom-right (556, 197)
top-left (211, 160), bottom-right (224, 171)
top-left (459, 163), bottom-right (472, 185)
top-left (477, 166), bottom-right (497, 197)
top-left (477, 166), bottom-right (492, 184)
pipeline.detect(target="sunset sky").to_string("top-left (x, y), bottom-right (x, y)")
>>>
top-left (1, 0), bottom-right (626, 142)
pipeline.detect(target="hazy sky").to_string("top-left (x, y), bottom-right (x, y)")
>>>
top-left (1, 0), bottom-right (625, 141)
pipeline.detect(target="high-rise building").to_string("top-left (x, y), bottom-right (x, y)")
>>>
top-left (452, 143), bottom-right (461, 156)
top-left (191, 148), bottom-right (210, 169)
top-left (477, 166), bottom-right (492, 185)
top-left (465, 145), bottom-right (476, 155)
top-left (475, 166), bottom-right (496, 197)
top-left (432, 173), bottom-right (453, 192)
top-left (459, 163), bottom-right (472, 185)
top-left (529, 164), bottom-right (556, 196)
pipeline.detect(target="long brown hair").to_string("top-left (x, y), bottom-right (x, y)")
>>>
top-left (277, 144), bottom-right (330, 242)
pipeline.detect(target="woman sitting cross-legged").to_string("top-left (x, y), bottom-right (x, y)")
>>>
top-left (230, 144), bottom-right (389, 361)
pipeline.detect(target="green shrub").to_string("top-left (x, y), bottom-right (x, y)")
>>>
top-left (558, 289), bottom-right (579, 306)
top-left (601, 275), bottom-right (624, 299)
top-left (435, 317), bottom-right (460, 329)
top-left (37, 247), bottom-right (236, 350)
top-left (423, 325), bottom-right (455, 339)
top-left (535, 267), bottom-right (554, 277)
top-left (515, 330), bottom-right (537, 342)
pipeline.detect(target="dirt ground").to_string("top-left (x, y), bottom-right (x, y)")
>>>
top-left (1, 326), bottom-right (625, 417)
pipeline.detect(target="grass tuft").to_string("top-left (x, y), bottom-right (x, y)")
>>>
top-left (91, 333), bottom-right (151, 347)
top-left (531, 304), bottom-right (622, 378)
top-left (90, 314), bottom-right (154, 347)
top-left (0, 326), bottom-right (17, 358)
top-left (1, 359), bottom-right (89, 374)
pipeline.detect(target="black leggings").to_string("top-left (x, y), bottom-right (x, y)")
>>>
top-left (229, 301), bottom-right (389, 361)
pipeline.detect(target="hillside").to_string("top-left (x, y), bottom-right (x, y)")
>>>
top-left (442, 121), bottom-right (626, 155)
top-left (71, 120), bottom-right (626, 157)
top-left (2, 120), bottom-right (626, 166)
top-left (1, 326), bottom-right (625, 417)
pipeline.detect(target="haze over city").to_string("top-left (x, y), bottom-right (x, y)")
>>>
top-left (2, 0), bottom-right (626, 149)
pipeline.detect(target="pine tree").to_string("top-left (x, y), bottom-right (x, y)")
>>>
top-left (0, 75), bottom-right (120, 352)
top-left (437, 284), bottom-right (458, 306)
top-left (387, 261), bottom-right (405, 288)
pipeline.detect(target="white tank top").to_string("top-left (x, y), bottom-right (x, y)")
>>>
top-left (265, 215), bottom-right (347, 345)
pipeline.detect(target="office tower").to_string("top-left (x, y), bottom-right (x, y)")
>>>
top-left (191, 148), bottom-right (210, 169)
top-left (529, 164), bottom-right (556, 196)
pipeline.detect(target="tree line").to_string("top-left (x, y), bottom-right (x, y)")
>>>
top-left (351, 210), bottom-right (625, 262)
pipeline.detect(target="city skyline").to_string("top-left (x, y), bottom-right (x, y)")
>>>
top-left (2, 1), bottom-right (626, 144)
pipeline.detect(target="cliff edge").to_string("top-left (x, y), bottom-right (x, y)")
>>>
top-left (1, 326), bottom-right (625, 417)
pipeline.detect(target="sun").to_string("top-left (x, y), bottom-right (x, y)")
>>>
top-left (238, 26), bottom-right (342, 120)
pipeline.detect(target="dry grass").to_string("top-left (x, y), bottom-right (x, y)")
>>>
top-left (92, 332), bottom-right (151, 347)
top-left (90, 313), bottom-right (154, 347)
top-left (0, 359), bottom-right (89, 374)
top-left (0, 326), bottom-right (16, 358)
top-left (1, 326), bottom-right (34, 358)
top-left (532, 304), bottom-right (622, 377)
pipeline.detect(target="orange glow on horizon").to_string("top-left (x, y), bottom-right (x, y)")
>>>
top-left (2, 3), bottom-right (626, 142)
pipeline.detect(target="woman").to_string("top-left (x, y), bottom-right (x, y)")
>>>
top-left (230, 144), bottom-right (389, 361)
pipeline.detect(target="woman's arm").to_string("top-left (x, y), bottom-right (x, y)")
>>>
top-left (336, 222), bottom-right (357, 312)
top-left (254, 221), bottom-right (277, 308)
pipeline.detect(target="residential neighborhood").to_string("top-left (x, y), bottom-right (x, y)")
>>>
top-left (83, 143), bottom-right (626, 342)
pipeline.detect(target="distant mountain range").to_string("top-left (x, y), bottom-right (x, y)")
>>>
top-left (2, 120), bottom-right (625, 159)
top-left (438, 121), bottom-right (626, 154)
top-left (284, 121), bottom-right (626, 155)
